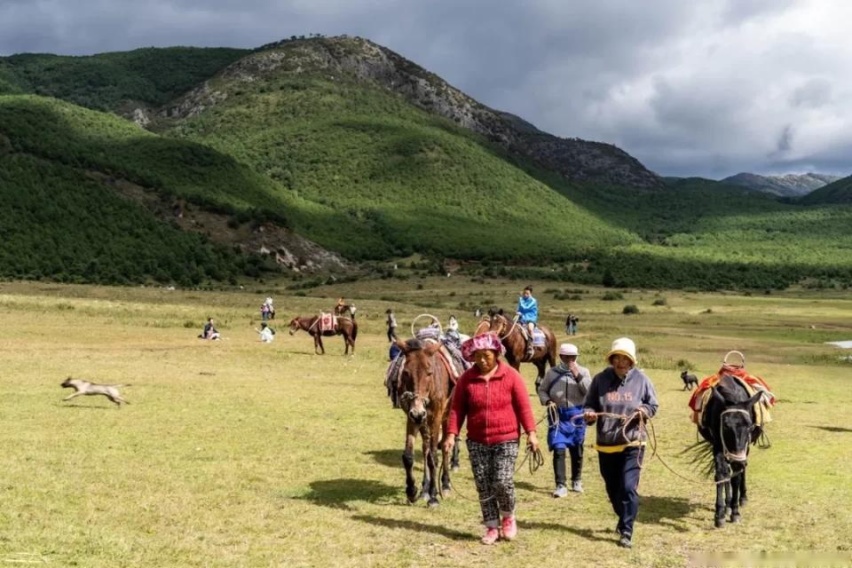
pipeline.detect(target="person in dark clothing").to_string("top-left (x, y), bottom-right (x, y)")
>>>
top-left (537, 343), bottom-right (592, 497)
top-left (583, 337), bottom-right (658, 549)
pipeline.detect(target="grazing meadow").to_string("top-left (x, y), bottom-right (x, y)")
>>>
top-left (0, 278), bottom-right (850, 567)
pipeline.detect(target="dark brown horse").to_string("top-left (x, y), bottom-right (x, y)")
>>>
top-left (288, 314), bottom-right (358, 355)
top-left (394, 338), bottom-right (455, 507)
top-left (695, 375), bottom-right (764, 528)
top-left (474, 312), bottom-right (556, 386)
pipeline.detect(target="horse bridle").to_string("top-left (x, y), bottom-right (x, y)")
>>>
top-left (719, 408), bottom-right (754, 463)
top-left (399, 349), bottom-right (444, 411)
top-left (489, 315), bottom-right (517, 341)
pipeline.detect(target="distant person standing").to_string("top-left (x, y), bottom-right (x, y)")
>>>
top-left (265, 297), bottom-right (275, 320)
top-left (446, 314), bottom-right (461, 347)
top-left (386, 309), bottom-right (398, 343)
top-left (537, 343), bottom-right (592, 497)
top-left (565, 314), bottom-right (572, 335)
top-left (570, 314), bottom-right (579, 335)
top-left (261, 301), bottom-right (271, 322)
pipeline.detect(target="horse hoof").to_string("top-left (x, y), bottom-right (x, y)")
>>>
top-left (730, 514), bottom-right (741, 523)
top-left (739, 497), bottom-right (748, 507)
top-left (406, 489), bottom-right (418, 503)
top-left (714, 518), bottom-right (725, 529)
top-left (427, 498), bottom-right (440, 508)
top-left (441, 484), bottom-right (451, 493)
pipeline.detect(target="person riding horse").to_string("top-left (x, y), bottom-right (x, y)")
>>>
top-left (516, 286), bottom-right (538, 358)
top-left (334, 297), bottom-right (356, 320)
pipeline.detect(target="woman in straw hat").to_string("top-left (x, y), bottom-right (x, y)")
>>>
top-left (583, 337), bottom-right (658, 549)
top-left (444, 333), bottom-right (540, 545)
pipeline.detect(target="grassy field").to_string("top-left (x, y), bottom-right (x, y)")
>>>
top-left (0, 278), bottom-right (850, 567)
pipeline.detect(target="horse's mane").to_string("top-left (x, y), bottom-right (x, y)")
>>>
top-left (715, 374), bottom-right (751, 405)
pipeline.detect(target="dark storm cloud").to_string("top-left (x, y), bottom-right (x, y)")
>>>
top-left (1, 0), bottom-right (850, 179)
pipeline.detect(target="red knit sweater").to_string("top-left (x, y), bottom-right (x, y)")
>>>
top-left (447, 361), bottom-right (537, 445)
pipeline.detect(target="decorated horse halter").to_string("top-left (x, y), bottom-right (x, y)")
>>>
top-left (719, 408), bottom-right (754, 463)
top-left (398, 350), bottom-right (447, 411)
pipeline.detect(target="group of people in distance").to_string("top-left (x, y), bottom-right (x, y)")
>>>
top-left (444, 286), bottom-right (657, 549)
top-left (200, 296), bottom-right (357, 344)
top-left (199, 297), bottom-right (278, 343)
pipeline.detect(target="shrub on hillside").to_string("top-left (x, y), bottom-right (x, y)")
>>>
top-left (623, 304), bottom-right (639, 315)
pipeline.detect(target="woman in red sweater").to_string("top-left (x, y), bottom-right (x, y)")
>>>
top-left (444, 333), bottom-right (540, 545)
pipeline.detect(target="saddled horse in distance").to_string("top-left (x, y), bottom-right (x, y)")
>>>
top-left (692, 374), bottom-right (764, 528)
top-left (475, 310), bottom-right (557, 387)
top-left (288, 314), bottom-right (358, 355)
top-left (394, 338), bottom-right (456, 507)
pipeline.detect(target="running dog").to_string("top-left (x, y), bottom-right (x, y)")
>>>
top-left (61, 377), bottom-right (130, 406)
top-left (680, 371), bottom-right (699, 391)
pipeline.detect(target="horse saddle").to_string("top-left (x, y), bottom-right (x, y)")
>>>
top-left (694, 375), bottom-right (772, 429)
top-left (520, 327), bottom-right (546, 352)
top-left (319, 313), bottom-right (337, 333)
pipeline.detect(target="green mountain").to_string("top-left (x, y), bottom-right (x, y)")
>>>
top-left (2, 36), bottom-right (852, 290)
top-left (799, 174), bottom-right (852, 205)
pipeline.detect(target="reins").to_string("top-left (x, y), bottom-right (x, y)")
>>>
top-left (577, 411), bottom-right (741, 486)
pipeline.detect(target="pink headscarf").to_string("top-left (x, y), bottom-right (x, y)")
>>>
top-left (461, 333), bottom-right (505, 362)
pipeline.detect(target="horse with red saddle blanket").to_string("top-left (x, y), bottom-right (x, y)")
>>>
top-left (288, 312), bottom-right (357, 355)
top-left (687, 351), bottom-right (775, 528)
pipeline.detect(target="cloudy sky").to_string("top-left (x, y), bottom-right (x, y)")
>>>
top-left (2, 0), bottom-right (851, 179)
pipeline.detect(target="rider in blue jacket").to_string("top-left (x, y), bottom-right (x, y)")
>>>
top-left (516, 286), bottom-right (538, 356)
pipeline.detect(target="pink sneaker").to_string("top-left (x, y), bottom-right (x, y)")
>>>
top-left (481, 527), bottom-right (499, 545)
top-left (501, 516), bottom-right (517, 541)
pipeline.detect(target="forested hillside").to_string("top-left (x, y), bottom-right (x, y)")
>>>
top-left (2, 36), bottom-right (852, 290)
top-left (0, 47), bottom-right (248, 110)
top-left (799, 175), bottom-right (852, 205)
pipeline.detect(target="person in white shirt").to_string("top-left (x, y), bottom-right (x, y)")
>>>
top-left (256, 322), bottom-right (275, 343)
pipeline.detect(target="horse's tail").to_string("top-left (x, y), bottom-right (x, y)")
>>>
top-left (351, 322), bottom-right (358, 341)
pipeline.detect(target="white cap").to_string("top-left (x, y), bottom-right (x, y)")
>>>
top-left (606, 337), bottom-right (636, 365)
top-left (559, 343), bottom-right (579, 356)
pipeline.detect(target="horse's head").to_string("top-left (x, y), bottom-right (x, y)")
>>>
top-left (288, 317), bottom-right (302, 335)
top-left (712, 382), bottom-right (763, 464)
top-left (397, 338), bottom-right (441, 425)
top-left (485, 312), bottom-right (512, 336)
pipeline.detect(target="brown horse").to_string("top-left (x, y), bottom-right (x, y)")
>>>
top-left (474, 312), bottom-right (556, 386)
top-left (288, 314), bottom-right (358, 355)
top-left (395, 338), bottom-right (455, 507)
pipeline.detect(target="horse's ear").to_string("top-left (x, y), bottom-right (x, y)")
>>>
top-left (746, 391), bottom-right (763, 410)
top-left (711, 387), bottom-right (725, 404)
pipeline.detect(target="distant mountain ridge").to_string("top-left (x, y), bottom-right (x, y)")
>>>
top-left (721, 172), bottom-right (842, 197)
